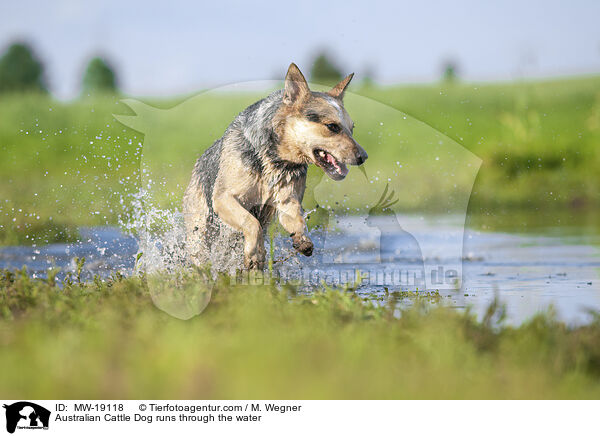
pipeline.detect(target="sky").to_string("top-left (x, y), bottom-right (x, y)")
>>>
top-left (1, 0), bottom-right (599, 99)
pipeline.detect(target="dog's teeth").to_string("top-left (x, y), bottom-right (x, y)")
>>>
top-left (319, 151), bottom-right (326, 157)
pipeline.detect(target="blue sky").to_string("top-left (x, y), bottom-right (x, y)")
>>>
top-left (1, 0), bottom-right (599, 99)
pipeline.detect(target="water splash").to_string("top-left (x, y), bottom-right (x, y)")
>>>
top-left (119, 186), bottom-right (188, 274)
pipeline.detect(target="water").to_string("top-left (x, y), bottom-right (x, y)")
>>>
top-left (1, 214), bottom-right (598, 325)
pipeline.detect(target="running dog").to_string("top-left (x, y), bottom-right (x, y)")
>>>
top-left (182, 63), bottom-right (367, 269)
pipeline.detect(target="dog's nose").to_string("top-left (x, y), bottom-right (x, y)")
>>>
top-left (355, 147), bottom-right (368, 165)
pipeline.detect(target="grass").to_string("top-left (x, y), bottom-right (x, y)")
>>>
top-left (363, 76), bottom-right (600, 212)
top-left (2, 78), bottom-right (599, 400)
top-left (1, 268), bottom-right (600, 399)
top-left (0, 75), bottom-right (599, 246)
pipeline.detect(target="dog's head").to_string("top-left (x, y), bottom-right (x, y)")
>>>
top-left (275, 63), bottom-right (368, 180)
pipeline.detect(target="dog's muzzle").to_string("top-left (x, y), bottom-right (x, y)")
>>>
top-left (354, 143), bottom-right (368, 165)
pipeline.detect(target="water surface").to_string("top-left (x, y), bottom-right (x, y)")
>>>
top-left (1, 213), bottom-right (598, 325)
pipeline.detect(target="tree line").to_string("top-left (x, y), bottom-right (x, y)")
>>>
top-left (0, 41), bottom-right (459, 96)
top-left (0, 42), bottom-right (368, 97)
top-left (0, 42), bottom-right (117, 95)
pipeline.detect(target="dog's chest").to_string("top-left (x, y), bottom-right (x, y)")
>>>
top-left (238, 170), bottom-right (306, 210)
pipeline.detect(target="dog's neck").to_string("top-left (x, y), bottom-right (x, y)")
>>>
top-left (240, 90), bottom-right (308, 175)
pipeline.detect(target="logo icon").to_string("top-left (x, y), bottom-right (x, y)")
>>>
top-left (3, 402), bottom-right (50, 434)
top-left (114, 81), bottom-right (481, 319)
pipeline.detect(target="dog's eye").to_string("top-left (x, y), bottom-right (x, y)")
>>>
top-left (326, 123), bottom-right (341, 134)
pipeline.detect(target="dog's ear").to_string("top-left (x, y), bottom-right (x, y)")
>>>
top-left (328, 73), bottom-right (354, 100)
top-left (283, 63), bottom-right (309, 105)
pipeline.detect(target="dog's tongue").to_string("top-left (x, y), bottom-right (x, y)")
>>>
top-left (326, 153), bottom-right (348, 177)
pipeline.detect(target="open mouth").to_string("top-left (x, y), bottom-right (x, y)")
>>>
top-left (313, 148), bottom-right (349, 180)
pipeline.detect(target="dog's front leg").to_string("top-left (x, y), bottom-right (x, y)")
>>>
top-left (213, 194), bottom-right (266, 269)
top-left (277, 198), bottom-right (313, 257)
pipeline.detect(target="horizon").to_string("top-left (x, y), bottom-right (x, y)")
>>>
top-left (1, 0), bottom-right (599, 99)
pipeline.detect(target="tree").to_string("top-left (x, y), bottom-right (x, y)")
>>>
top-left (82, 57), bottom-right (118, 94)
top-left (0, 43), bottom-right (46, 93)
top-left (442, 60), bottom-right (459, 83)
top-left (310, 52), bottom-right (343, 86)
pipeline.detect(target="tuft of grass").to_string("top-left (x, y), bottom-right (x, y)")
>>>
top-left (1, 268), bottom-right (600, 399)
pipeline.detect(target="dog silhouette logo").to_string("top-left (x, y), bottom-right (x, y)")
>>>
top-left (3, 402), bottom-right (50, 433)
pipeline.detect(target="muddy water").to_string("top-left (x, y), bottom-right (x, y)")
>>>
top-left (1, 214), bottom-right (598, 325)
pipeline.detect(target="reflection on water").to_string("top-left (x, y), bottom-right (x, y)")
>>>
top-left (0, 213), bottom-right (598, 325)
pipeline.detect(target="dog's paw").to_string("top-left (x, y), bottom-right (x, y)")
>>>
top-left (245, 257), bottom-right (265, 270)
top-left (292, 234), bottom-right (313, 257)
top-left (244, 243), bottom-right (266, 270)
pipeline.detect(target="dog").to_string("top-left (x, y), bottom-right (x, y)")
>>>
top-left (182, 63), bottom-right (368, 270)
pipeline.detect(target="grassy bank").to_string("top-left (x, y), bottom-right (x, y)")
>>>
top-left (0, 75), bottom-right (599, 246)
top-left (1, 269), bottom-right (600, 399)
top-left (363, 76), bottom-right (600, 212)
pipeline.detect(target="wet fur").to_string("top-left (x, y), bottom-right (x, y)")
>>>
top-left (183, 64), bottom-right (366, 270)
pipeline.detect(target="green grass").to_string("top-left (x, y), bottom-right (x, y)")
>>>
top-left (0, 75), bottom-right (599, 246)
top-left (362, 76), bottom-right (600, 212)
top-left (1, 268), bottom-right (600, 399)
top-left (2, 79), bottom-right (599, 400)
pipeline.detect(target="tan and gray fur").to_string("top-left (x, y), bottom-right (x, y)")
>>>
top-left (182, 63), bottom-right (367, 270)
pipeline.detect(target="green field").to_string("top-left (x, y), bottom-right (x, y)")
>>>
top-left (2, 77), bottom-right (600, 399)
top-left (2, 269), bottom-right (600, 399)
top-left (1, 75), bottom-right (599, 246)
